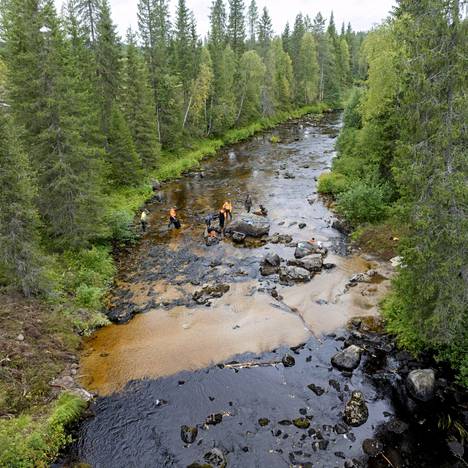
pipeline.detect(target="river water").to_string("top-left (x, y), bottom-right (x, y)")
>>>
top-left (63, 114), bottom-right (457, 467)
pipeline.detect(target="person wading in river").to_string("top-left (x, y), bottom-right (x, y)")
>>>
top-left (140, 209), bottom-right (149, 232)
top-left (218, 208), bottom-right (226, 235)
top-left (168, 207), bottom-right (181, 229)
top-left (223, 200), bottom-right (233, 221)
top-left (244, 194), bottom-right (252, 213)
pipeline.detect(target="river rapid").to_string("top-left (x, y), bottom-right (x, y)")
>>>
top-left (61, 114), bottom-right (462, 468)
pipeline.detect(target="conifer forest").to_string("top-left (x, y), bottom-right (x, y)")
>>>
top-left (0, 0), bottom-right (466, 466)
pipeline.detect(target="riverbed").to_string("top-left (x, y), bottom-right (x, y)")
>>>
top-left (63, 114), bottom-right (461, 467)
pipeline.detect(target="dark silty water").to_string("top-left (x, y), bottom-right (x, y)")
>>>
top-left (62, 114), bottom-right (463, 468)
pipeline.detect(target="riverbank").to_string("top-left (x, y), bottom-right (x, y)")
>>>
top-left (0, 104), bottom-right (328, 468)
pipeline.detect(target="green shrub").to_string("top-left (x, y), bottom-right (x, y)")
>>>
top-left (74, 284), bottom-right (103, 310)
top-left (336, 181), bottom-right (388, 225)
top-left (270, 135), bottom-right (281, 143)
top-left (317, 172), bottom-right (348, 195)
top-left (0, 393), bottom-right (86, 468)
top-left (107, 209), bottom-right (137, 245)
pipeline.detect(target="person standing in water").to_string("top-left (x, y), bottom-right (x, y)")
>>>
top-left (140, 209), bottom-right (149, 232)
top-left (168, 207), bottom-right (181, 229)
top-left (218, 208), bottom-right (226, 235)
top-left (223, 200), bottom-right (233, 220)
top-left (244, 194), bottom-right (252, 213)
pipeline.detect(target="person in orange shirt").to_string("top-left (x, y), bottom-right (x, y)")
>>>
top-left (223, 200), bottom-right (233, 220)
top-left (168, 207), bottom-right (181, 229)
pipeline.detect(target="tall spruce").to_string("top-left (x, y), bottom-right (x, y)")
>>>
top-left (257, 6), bottom-right (273, 58)
top-left (73, 0), bottom-right (102, 45)
top-left (228, 0), bottom-right (246, 58)
top-left (247, 0), bottom-right (258, 48)
top-left (0, 113), bottom-right (44, 296)
top-left (121, 30), bottom-right (160, 169)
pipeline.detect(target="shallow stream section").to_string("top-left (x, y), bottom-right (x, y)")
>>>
top-left (60, 113), bottom-right (459, 467)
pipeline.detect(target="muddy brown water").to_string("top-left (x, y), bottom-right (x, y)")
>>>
top-left (62, 114), bottom-right (457, 468)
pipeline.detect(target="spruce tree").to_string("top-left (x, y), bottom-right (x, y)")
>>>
top-left (121, 30), bottom-right (160, 169)
top-left (228, 0), bottom-right (246, 58)
top-left (257, 6), bottom-right (273, 58)
top-left (247, 0), bottom-right (258, 48)
top-left (73, 0), bottom-right (102, 45)
top-left (0, 113), bottom-right (44, 296)
top-left (95, 0), bottom-right (121, 136)
top-left (296, 32), bottom-right (319, 105)
top-left (107, 105), bottom-right (142, 186)
top-left (174, 0), bottom-right (193, 101)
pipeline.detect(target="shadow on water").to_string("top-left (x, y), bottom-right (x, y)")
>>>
top-left (58, 114), bottom-right (463, 467)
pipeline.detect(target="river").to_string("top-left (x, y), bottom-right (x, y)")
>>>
top-left (60, 113), bottom-right (458, 468)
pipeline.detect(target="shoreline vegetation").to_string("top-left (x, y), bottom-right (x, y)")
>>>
top-left (0, 103), bottom-right (329, 468)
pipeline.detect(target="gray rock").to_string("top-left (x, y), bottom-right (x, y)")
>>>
top-left (284, 172), bottom-right (296, 179)
top-left (298, 223), bottom-right (307, 229)
top-left (269, 233), bottom-right (293, 244)
top-left (331, 345), bottom-right (363, 371)
top-left (205, 236), bottom-right (220, 247)
top-left (344, 391), bottom-right (369, 427)
top-left (232, 231), bottom-right (246, 243)
top-left (16, 333), bottom-right (25, 341)
top-left (279, 265), bottom-right (311, 283)
top-left (181, 425), bottom-right (198, 444)
top-left (260, 264), bottom-right (279, 276)
top-left (294, 241), bottom-right (318, 259)
top-left (204, 448), bottom-right (227, 467)
top-left (263, 252), bottom-right (281, 267)
top-left (225, 215), bottom-right (270, 237)
top-left (349, 272), bottom-right (372, 284)
top-left (406, 369), bottom-right (435, 402)
top-left (288, 254), bottom-right (323, 272)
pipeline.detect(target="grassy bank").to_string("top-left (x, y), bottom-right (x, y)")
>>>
top-left (0, 103), bottom-right (328, 468)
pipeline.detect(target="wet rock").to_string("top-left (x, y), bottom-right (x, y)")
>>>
top-left (294, 241), bottom-right (317, 259)
top-left (16, 333), bottom-right (25, 341)
top-left (323, 263), bottom-right (336, 270)
top-left (263, 252), bottom-right (281, 267)
top-left (307, 383), bottom-right (325, 396)
top-left (385, 418), bottom-right (409, 434)
top-left (151, 179), bottom-right (161, 191)
top-left (406, 369), bottom-right (435, 402)
top-left (293, 417), bottom-right (310, 429)
top-left (278, 419), bottom-right (292, 426)
top-left (348, 272), bottom-right (372, 284)
top-left (269, 233), bottom-right (293, 244)
top-left (344, 391), bottom-right (369, 427)
top-left (181, 425), bottom-right (198, 444)
top-left (282, 354), bottom-right (296, 367)
top-left (279, 266), bottom-right (311, 284)
top-left (284, 172), bottom-right (295, 179)
top-left (203, 448), bottom-right (227, 467)
top-left (193, 283), bottom-right (230, 304)
top-left (298, 223), bottom-right (307, 229)
top-left (332, 219), bottom-right (351, 235)
top-left (231, 231), bottom-right (246, 243)
top-left (260, 264), bottom-right (279, 276)
top-left (225, 215), bottom-right (270, 237)
top-left (205, 236), bottom-right (220, 247)
top-left (288, 254), bottom-right (323, 272)
top-left (205, 413), bottom-right (223, 425)
top-left (258, 418), bottom-right (270, 427)
top-left (331, 345), bottom-right (363, 371)
top-left (362, 438), bottom-right (383, 457)
top-left (329, 379), bottom-right (341, 392)
top-left (334, 422), bottom-right (348, 434)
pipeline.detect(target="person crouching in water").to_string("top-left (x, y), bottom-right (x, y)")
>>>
top-left (223, 200), bottom-right (233, 221)
top-left (140, 209), bottom-right (149, 232)
top-left (168, 207), bottom-right (181, 229)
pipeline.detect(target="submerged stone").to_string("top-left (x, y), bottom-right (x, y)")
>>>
top-left (203, 448), bottom-right (227, 467)
top-left (406, 369), bottom-right (435, 402)
top-left (331, 345), bottom-right (363, 371)
top-left (258, 418), bottom-right (270, 427)
top-left (293, 417), bottom-right (310, 429)
top-left (344, 391), bottom-right (369, 427)
top-left (180, 425), bottom-right (198, 444)
top-left (307, 383), bottom-right (325, 396)
top-left (282, 354), bottom-right (296, 367)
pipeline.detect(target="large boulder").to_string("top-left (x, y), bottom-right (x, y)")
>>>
top-left (260, 252), bottom-right (282, 276)
top-left (279, 265), bottom-right (311, 283)
top-left (226, 215), bottom-right (270, 237)
top-left (406, 369), bottom-right (435, 402)
top-left (288, 254), bottom-right (323, 272)
top-left (294, 241), bottom-right (321, 259)
top-left (344, 391), bottom-right (369, 427)
top-left (232, 232), bottom-right (246, 243)
top-left (269, 233), bottom-right (293, 244)
top-left (331, 345), bottom-right (363, 371)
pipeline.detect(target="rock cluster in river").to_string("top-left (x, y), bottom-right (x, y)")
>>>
top-left (225, 215), bottom-right (270, 237)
